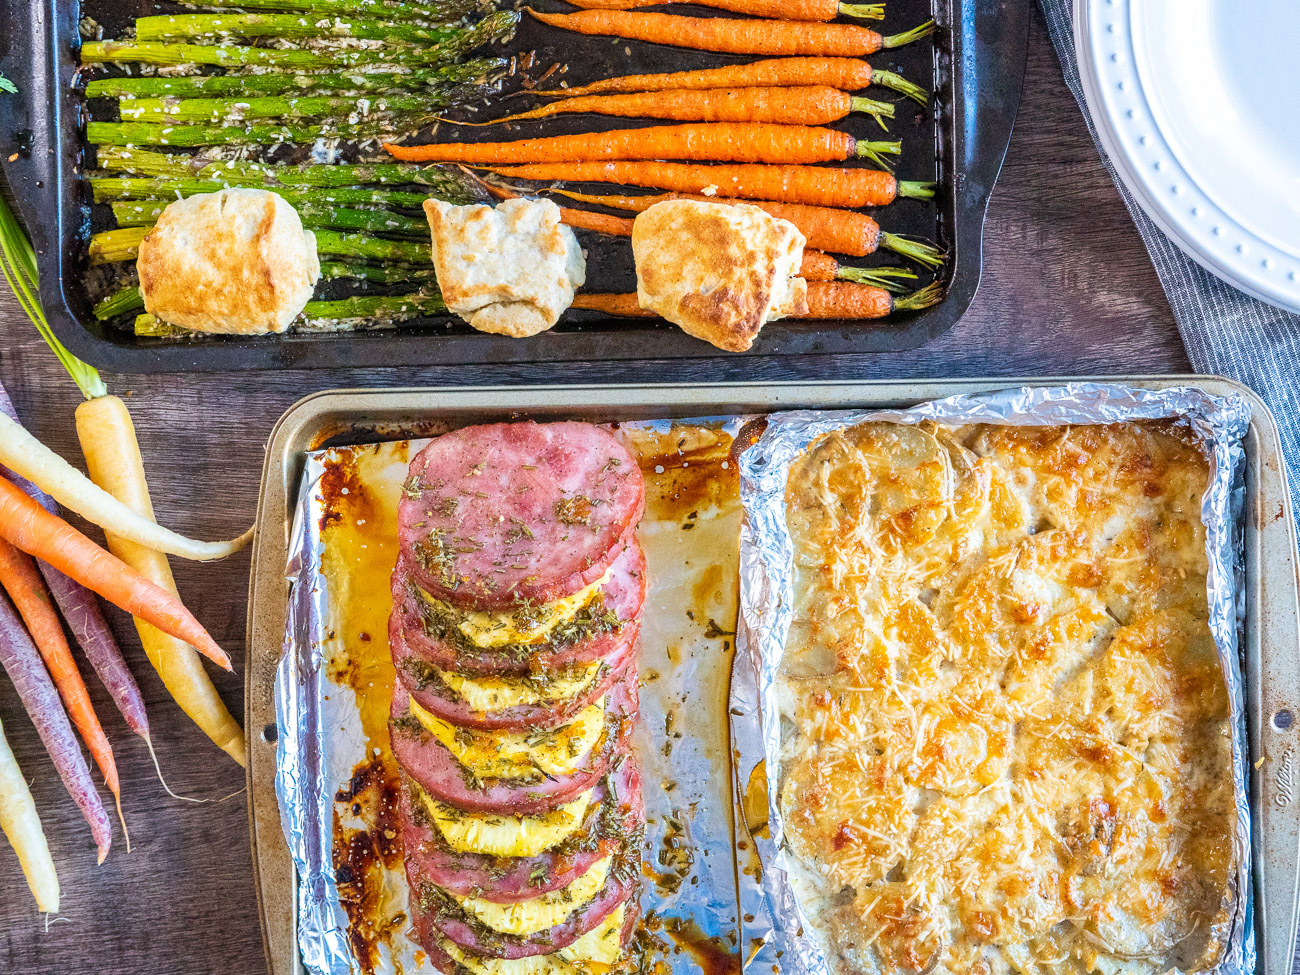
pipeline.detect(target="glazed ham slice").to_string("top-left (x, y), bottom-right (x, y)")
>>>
top-left (391, 612), bottom-right (640, 731)
top-left (389, 669), bottom-right (639, 816)
top-left (397, 421), bottom-right (645, 610)
top-left (411, 883), bottom-right (641, 973)
top-left (391, 542), bottom-right (647, 679)
top-left (415, 860), bottom-right (638, 959)
top-left (397, 754), bottom-right (644, 901)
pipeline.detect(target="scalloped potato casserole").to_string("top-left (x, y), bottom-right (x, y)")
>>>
top-left (778, 421), bottom-right (1237, 975)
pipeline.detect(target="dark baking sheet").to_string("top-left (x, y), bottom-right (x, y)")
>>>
top-left (0, 0), bottom-right (1028, 372)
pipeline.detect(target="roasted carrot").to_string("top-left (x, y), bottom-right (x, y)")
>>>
top-left (804, 280), bottom-right (942, 317)
top-left (533, 57), bottom-right (928, 106)
top-left (566, 0), bottom-right (883, 22)
top-left (798, 251), bottom-right (918, 290)
top-left (525, 9), bottom-right (935, 57)
top-left (0, 477), bottom-right (230, 671)
top-left (553, 188), bottom-right (944, 265)
top-left (0, 540), bottom-right (119, 803)
top-left (572, 293), bottom-right (655, 317)
top-left (489, 161), bottom-right (934, 208)
top-left (573, 282), bottom-right (942, 318)
top-left (386, 123), bottom-right (902, 169)
top-left (75, 394), bottom-right (246, 765)
top-left (462, 86), bottom-right (894, 129)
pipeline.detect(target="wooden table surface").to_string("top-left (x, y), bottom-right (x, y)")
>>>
top-left (0, 8), bottom-right (1218, 974)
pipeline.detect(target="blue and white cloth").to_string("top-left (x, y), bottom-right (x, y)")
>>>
top-left (1039, 0), bottom-right (1300, 517)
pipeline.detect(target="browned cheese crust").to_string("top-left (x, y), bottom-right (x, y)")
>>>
top-left (632, 200), bottom-right (807, 351)
top-left (777, 420), bottom-right (1237, 975)
top-left (137, 188), bottom-right (319, 334)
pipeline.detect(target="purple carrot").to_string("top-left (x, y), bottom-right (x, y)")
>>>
top-left (0, 384), bottom-right (149, 739)
top-left (0, 586), bottom-right (112, 862)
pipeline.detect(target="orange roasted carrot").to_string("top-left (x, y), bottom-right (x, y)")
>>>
top-left (533, 57), bottom-right (927, 105)
top-left (525, 8), bottom-right (935, 57)
top-left (0, 478), bottom-right (229, 671)
top-left (489, 161), bottom-right (934, 208)
top-left (385, 123), bottom-right (900, 168)
top-left (555, 207), bottom-right (636, 236)
top-left (462, 87), bottom-right (894, 128)
top-left (803, 280), bottom-right (941, 317)
top-left (572, 294), bottom-right (655, 317)
top-left (553, 188), bottom-right (946, 267)
top-left (573, 282), bottom-right (943, 318)
top-left (0, 540), bottom-right (119, 800)
top-left (566, 0), bottom-right (882, 23)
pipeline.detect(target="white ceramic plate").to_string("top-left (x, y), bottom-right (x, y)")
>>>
top-left (1076, 0), bottom-right (1300, 313)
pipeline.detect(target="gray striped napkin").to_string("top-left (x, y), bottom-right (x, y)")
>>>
top-left (1038, 0), bottom-right (1300, 517)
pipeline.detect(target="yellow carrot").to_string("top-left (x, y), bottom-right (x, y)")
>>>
top-left (74, 395), bottom-right (246, 766)
top-left (0, 716), bottom-right (59, 913)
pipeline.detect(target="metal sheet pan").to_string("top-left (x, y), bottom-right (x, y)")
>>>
top-left (0, 0), bottom-right (1028, 372)
top-left (244, 378), bottom-right (1300, 975)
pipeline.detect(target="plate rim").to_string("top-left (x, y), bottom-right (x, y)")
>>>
top-left (1075, 0), bottom-right (1300, 315)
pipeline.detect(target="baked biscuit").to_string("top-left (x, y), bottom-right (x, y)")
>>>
top-left (631, 200), bottom-right (807, 352)
top-left (137, 188), bottom-right (319, 334)
top-left (423, 198), bottom-right (585, 338)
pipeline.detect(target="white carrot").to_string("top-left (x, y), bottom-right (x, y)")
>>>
top-left (0, 413), bottom-right (251, 561)
top-left (0, 716), bottom-right (61, 913)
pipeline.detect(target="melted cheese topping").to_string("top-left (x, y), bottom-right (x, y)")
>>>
top-left (440, 906), bottom-right (626, 975)
top-left (453, 855), bottom-right (612, 935)
top-left (419, 569), bottom-right (610, 649)
top-left (409, 695), bottom-right (605, 780)
top-left (419, 786), bottom-right (593, 858)
top-left (437, 660), bottom-right (604, 713)
top-left (779, 421), bottom-right (1235, 975)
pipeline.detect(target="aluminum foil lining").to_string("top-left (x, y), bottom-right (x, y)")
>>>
top-left (732, 382), bottom-right (1256, 975)
top-left (276, 421), bottom-right (752, 975)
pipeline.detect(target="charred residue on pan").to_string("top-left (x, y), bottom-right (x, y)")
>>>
top-left (333, 756), bottom-right (405, 975)
top-left (642, 914), bottom-right (741, 975)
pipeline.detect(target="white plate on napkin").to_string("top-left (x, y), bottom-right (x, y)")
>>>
top-left (1076, 0), bottom-right (1300, 313)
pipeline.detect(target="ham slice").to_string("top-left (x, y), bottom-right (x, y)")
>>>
top-left (392, 612), bottom-right (640, 731)
top-left (398, 754), bottom-right (644, 902)
top-left (415, 861), bottom-right (638, 959)
top-left (389, 670), bottom-right (639, 816)
top-left (411, 882), bottom-right (640, 972)
top-left (397, 422), bottom-right (644, 610)
top-left (391, 541), bottom-right (647, 678)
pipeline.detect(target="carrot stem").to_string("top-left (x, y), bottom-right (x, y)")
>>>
top-left (873, 69), bottom-right (928, 106)
top-left (837, 2), bottom-right (884, 18)
top-left (834, 265), bottom-right (916, 292)
top-left (883, 19), bottom-right (935, 49)
top-left (849, 95), bottom-right (893, 131)
top-left (880, 231), bottom-right (945, 268)
top-left (892, 281), bottom-right (944, 312)
top-left (897, 180), bottom-right (936, 200)
top-left (854, 138), bottom-right (900, 170)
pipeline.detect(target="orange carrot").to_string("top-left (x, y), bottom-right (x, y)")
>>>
top-left (385, 123), bottom-right (900, 168)
top-left (572, 294), bottom-right (655, 317)
top-left (565, 0), bottom-right (882, 23)
top-left (488, 161), bottom-right (935, 208)
top-left (803, 280), bottom-right (941, 317)
top-left (525, 9), bottom-right (935, 57)
top-left (463, 86), bottom-right (894, 128)
top-left (0, 478), bottom-right (230, 670)
top-left (0, 540), bottom-right (119, 800)
top-left (555, 207), bottom-right (636, 236)
top-left (572, 282), bottom-right (942, 319)
top-left (536, 58), bottom-right (874, 97)
top-left (552, 188), bottom-right (945, 266)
